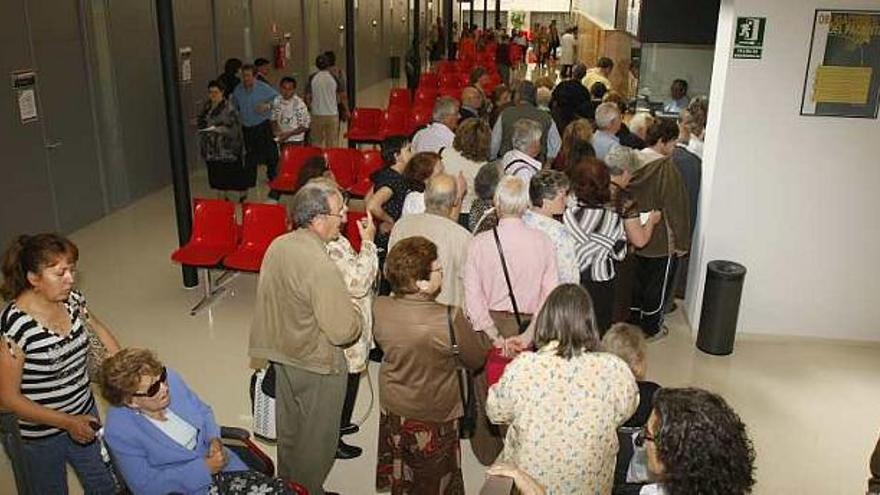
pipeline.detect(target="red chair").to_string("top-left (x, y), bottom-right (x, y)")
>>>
top-left (344, 107), bottom-right (385, 145)
top-left (414, 87), bottom-right (438, 108)
top-left (380, 108), bottom-right (411, 139)
top-left (418, 72), bottom-right (439, 89)
top-left (267, 146), bottom-right (323, 194)
top-left (388, 88), bottom-right (411, 110)
top-left (436, 60), bottom-right (456, 74)
top-left (409, 105), bottom-right (433, 135)
top-left (170, 199), bottom-right (237, 314)
top-left (348, 149), bottom-right (385, 197)
top-left (223, 203), bottom-right (288, 272)
top-left (344, 211), bottom-right (367, 252)
top-left (324, 148), bottom-right (363, 190)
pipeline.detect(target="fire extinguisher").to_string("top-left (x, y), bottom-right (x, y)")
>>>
top-left (274, 33), bottom-right (292, 69)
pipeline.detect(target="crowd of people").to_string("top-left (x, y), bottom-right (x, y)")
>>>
top-left (0, 21), bottom-right (768, 495)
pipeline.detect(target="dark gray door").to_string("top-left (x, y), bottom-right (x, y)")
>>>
top-left (27, 0), bottom-right (106, 232)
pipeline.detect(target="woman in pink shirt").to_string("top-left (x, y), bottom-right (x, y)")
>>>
top-left (463, 175), bottom-right (559, 465)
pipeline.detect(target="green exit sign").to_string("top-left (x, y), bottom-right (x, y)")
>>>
top-left (733, 17), bottom-right (766, 59)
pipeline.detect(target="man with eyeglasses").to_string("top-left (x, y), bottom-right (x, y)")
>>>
top-left (249, 178), bottom-right (362, 495)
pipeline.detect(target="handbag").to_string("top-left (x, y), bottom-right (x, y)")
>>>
top-left (80, 310), bottom-right (108, 381)
top-left (250, 368), bottom-right (277, 442)
top-left (447, 306), bottom-right (476, 439)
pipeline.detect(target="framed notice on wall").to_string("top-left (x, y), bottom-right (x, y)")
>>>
top-left (800, 9), bottom-right (880, 118)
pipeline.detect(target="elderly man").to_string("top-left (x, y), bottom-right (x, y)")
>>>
top-left (499, 119), bottom-right (544, 183)
top-left (592, 102), bottom-right (624, 161)
top-left (664, 78), bottom-right (690, 115)
top-left (464, 175), bottom-right (559, 464)
top-left (389, 174), bottom-right (472, 308)
top-left (491, 81), bottom-right (560, 162)
top-left (523, 170), bottom-right (579, 284)
top-left (460, 86), bottom-right (483, 121)
top-left (412, 96), bottom-right (460, 153)
top-left (233, 64), bottom-right (280, 180)
top-left (249, 179), bottom-right (363, 495)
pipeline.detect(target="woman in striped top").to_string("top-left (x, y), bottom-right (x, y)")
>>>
top-left (563, 156), bottom-right (661, 334)
top-left (0, 233), bottom-right (120, 494)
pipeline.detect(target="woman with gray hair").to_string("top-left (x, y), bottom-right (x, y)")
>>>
top-left (499, 119), bottom-right (544, 183)
top-left (523, 170), bottom-right (580, 284)
top-left (464, 175), bottom-right (559, 464)
top-left (469, 161), bottom-right (503, 233)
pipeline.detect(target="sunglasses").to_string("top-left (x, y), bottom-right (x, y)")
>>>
top-left (132, 367), bottom-right (167, 398)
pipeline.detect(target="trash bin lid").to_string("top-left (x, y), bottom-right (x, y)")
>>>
top-left (707, 260), bottom-right (746, 280)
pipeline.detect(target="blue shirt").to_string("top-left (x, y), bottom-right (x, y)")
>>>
top-left (232, 80), bottom-right (278, 127)
top-left (591, 130), bottom-right (620, 161)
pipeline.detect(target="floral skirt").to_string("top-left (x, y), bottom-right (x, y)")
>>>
top-left (376, 410), bottom-right (464, 495)
top-left (209, 470), bottom-right (296, 494)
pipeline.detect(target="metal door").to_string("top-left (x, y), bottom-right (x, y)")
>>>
top-left (27, 0), bottom-right (106, 232)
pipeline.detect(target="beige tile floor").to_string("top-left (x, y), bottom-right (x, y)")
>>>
top-left (2, 78), bottom-right (880, 494)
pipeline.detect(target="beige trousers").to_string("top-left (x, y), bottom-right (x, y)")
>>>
top-left (311, 115), bottom-right (340, 148)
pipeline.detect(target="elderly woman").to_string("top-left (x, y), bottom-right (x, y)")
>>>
top-left (469, 160), bottom-right (503, 233)
top-left (464, 175), bottom-right (559, 465)
top-left (487, 284), bottom-right (639, 495)
top-left (100, 349), bottom-right (292, 494)
top-left (641, 388), bottom-right (756, 495)
top-left (552, 118), bottom-right (594, 172)
top-left (636, 118), bottom-right (679, 168)
top-left (373, 237), bottom-right (485, 494)
top-left (564, 155), bottom-right (661, 334)
top-left (198, 80), bottom-right (250, 201)
top-left (440, 118), bottom-right (491, 226)
top-left (523, 170), bottom-right (580, 284)
top-left (0, 233), bottom-right (120, 494)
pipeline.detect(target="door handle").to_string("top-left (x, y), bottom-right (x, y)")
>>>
top-left (45, 141), bottom-right (63, 150)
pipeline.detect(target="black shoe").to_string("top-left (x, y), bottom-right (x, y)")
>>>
top-left (340, 423), bottom-right (360, 436)
top-left (335, 440), bottom-right (362, 460)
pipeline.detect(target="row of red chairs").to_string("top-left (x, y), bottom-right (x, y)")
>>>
top-left (171, 199), bottom-right (370, 277)
top-left (268, 146), bottom-right (385, 197)
top-left (346, 105), bottom-right (434, 147)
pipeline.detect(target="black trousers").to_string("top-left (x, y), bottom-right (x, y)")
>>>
top-left (242, 120), bottom-right (279, 180)
top-left (339, 372), bottom-right (361, 429)
top-left (581, 272), bottom-right (616, 337)
top-left (628, 255), bottom-right (679, 336)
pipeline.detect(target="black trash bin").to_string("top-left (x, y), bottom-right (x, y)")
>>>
top-left (697, 260), bottom-right (747, 355)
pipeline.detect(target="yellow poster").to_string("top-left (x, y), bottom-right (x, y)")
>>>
top-left (814, 66), bottom-right (873, 104)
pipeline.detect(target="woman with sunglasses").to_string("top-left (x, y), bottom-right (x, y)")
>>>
top-left (0, 233), bottom-right (120, 494)
top-left (99, 348), bottom-right (293, 494)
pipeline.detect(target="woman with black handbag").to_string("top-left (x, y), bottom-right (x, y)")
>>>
top-left (373, 237), bottom-right (485, 494)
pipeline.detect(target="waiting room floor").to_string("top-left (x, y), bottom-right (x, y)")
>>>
top-left (2, 79), bottom-right (879, 494)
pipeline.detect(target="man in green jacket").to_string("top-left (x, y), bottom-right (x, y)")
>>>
top-left (249, 179), bottom-right (361, 495)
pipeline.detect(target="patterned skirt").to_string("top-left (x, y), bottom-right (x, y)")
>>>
top-left (209, 470), bottom-right (296, 494)
top-left (376, 410), bottom-right (465, 495)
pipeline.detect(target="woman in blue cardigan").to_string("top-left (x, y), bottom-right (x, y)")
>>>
top-left (99, 348), bottom-right (290, 495)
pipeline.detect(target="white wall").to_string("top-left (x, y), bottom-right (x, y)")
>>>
top-left (686, 0), bottom-right (880, 341)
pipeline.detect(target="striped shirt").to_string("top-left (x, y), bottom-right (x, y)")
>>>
top-left (564, 204), bottom-right (628, 282)
top-left (1, 290), bottom-right (95, 439)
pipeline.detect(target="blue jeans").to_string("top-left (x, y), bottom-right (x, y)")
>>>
top-left (20, 407), bottom-right (116, 495)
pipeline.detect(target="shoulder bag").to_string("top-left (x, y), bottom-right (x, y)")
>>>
top-left (447, 306), bottom-right (476, 439)
top-left (491, 227), bottom-right (530, 333)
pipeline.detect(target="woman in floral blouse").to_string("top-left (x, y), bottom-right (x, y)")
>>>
top-left (487, 283), bottom-right (638, 495)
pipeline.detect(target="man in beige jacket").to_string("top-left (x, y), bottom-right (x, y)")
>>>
top-left (249, 179), bottom-right (361, 495)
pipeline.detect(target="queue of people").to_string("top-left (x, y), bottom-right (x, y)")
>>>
top-left (0, 36), bottom-right (759, 495)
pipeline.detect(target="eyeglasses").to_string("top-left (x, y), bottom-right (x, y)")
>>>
top-left (322, 211), bottom-right (346, 220)
top-left (634, 427), bottom-right (656, 447)
top-left (132, 367), bottom-right (167, 398)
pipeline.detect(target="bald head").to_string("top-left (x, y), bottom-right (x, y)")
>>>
top-left (424, 173), bottom-right (459, 215)
top-left (461, 86), bottom-right (483, 110)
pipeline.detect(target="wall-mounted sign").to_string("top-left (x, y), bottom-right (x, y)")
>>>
top-left (179, 47), bottom-right (192, 83)
top-left (733, 17), bottom-right (765, 59)
top-left (800, 9), bottom-right (880, 119)
top-left (11, 71), bottom-right (38, 124)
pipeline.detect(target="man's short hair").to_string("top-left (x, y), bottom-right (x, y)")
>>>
top-left (424, 174), bottom-right (458, 213)
top-left (240, 64), bottom-right (256, 75)
top-left (254, 57), bottom-right (270, 67)
top-left (529, 170), bottom-right (570, 207)
top-left (291, 178), bottom-right (339, 228)
top-left (594, 102), bottom-right (621, 130)
top-left (602, 323), bottom-right (646, 376)
top-left (315, 54), bottom-right (330, 71)
top-left (511, 118), bottom-right (543, 153)
top-left (432, 96), bottom-right (460, 122)
top-left (515, 81), bottom-right (537, 105)
top-left (572, 63), bottom-right (588, 80)
top-left (280, 76), bottom-right (297, 88)
top-left (672, 78), bottom-right (688, 94)
top-left (494, 176), bottom-right (530, 217)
